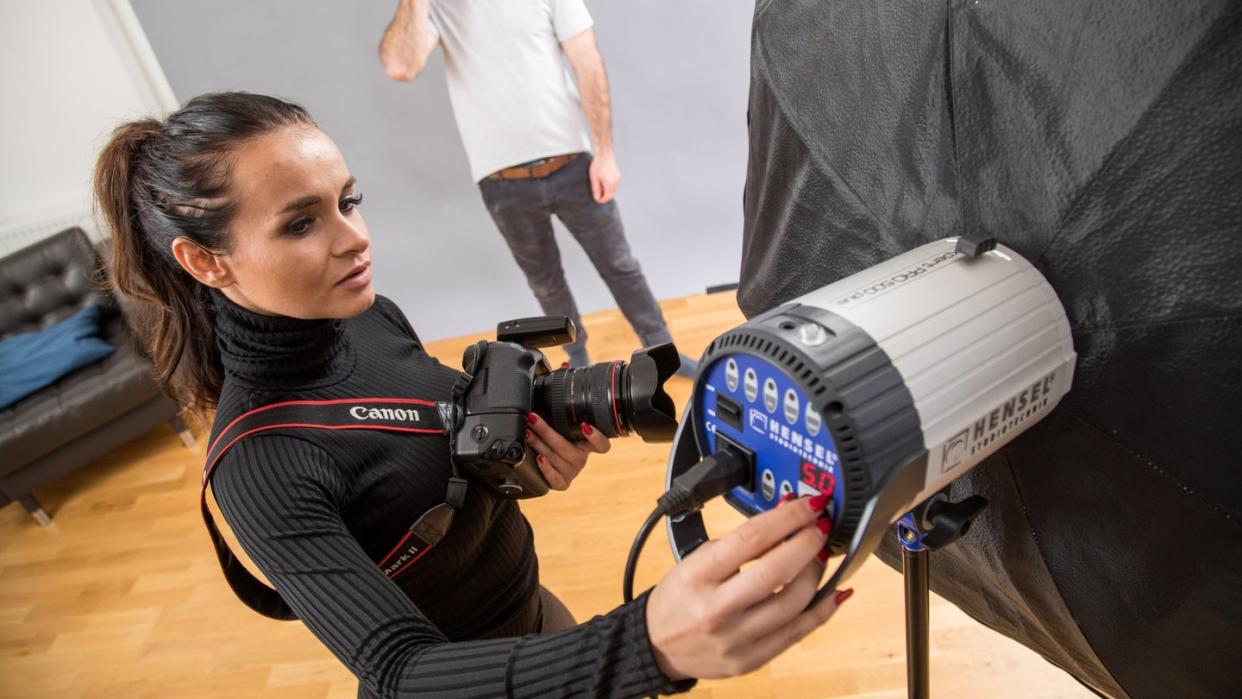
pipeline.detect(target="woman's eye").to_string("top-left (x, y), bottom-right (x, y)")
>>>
top-left (287, 216), bottom-right (314, 235)
top-left (340, 193), bottom-right (364, 213)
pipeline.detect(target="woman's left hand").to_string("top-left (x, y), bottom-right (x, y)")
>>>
top-left (525, 413), bottom-right (611, 491)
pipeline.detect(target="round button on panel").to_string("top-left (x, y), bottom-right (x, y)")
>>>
top-left (805, 404), bottom-right (822, 436)
top-left (783, 388), bottom-right (800, 424)
top-left (763, 378), bottom-right (778, 413)
top-left (761, 469), bottom-right (776, 501)
top-left (725, 358), bottom-right (739, 392)
top-left (744, 368), bottom-right (758, 402)
top-left (779, 480), bottom-right (794, 499)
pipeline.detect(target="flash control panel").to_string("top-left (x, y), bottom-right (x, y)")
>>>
top-left (695, 353), bottom-right (842, 519)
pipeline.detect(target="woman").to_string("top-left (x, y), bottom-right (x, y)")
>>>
top-left (95, 92), bottom-right (848, 698)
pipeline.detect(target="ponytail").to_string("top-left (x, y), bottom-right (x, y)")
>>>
top-left (93, 93), bottom-right (314, 416)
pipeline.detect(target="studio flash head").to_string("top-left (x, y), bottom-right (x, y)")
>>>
top-left (660, 237), bottom-right (1076, 602)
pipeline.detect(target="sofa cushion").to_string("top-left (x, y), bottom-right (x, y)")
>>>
top-left (0, 304), bottom-right (116, 409)
top-left (0, 314), bottom-right (161, 477)
top-left (0, 228), bottom-right (110, 339)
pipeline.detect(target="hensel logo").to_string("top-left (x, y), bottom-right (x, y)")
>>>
top-left (972, 371), bottom-right (1056, 442)
top-left (350, 406), bottom-right (421, 421)
top-left (938, 369), bottom-right (1059, 475)
top-left (965, 370), bottom-right (1057, 458)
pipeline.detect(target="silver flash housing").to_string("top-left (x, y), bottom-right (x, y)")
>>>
top-left (666, 237), bottom-right (1077, 592)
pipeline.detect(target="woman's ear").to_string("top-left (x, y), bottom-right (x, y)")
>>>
top-left (171, 237), bottom-right (233, 288)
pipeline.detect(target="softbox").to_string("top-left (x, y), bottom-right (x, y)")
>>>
top-left (737, 2), bottom-right (1242, 697)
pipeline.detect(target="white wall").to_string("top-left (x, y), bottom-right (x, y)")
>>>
top-left (0, 0), bottom-right (175, 257)
top-left (131, 0), bottom-right (753, 342)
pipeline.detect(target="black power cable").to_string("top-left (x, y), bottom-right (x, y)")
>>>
top-left (622, 446), bottom-right (752, 602)
top-left (623, 506), bottom-right (664, 603)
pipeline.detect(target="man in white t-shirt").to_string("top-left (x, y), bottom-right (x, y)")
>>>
top-left (380, 0), bottom-right (694, 373)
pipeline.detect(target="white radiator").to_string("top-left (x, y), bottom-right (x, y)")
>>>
top-left (0, 208), bottom-right (101, 259)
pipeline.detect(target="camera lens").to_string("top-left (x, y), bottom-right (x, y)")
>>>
top-left (532, 343), bottom-right (680, 442)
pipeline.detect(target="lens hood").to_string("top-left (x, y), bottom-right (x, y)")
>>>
top-left (622, 343), bottom-right (679, 441)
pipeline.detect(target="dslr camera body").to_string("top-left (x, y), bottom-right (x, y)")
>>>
top-left (445, 316), bottom-right (680, 498)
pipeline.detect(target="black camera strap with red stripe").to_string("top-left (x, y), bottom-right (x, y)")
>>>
top-left (200, 397), bottom-right (469, 620)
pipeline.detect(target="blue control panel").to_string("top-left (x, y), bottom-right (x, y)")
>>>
top-left (695, 353), bottom-right (843, 520)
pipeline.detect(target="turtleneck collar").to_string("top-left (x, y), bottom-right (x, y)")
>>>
top-left (211, 290), bottom-right (355, 389)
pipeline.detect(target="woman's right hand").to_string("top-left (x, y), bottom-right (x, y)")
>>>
top-left (645, 494), bottom-right (850, 681)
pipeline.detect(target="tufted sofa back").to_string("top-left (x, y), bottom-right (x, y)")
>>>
top-left (0, 228), bottom-right (114, 340)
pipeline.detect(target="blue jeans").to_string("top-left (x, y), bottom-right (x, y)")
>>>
top-left (479, 154), bottom-right (673, 365)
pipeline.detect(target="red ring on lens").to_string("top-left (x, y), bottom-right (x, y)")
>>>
top-left (609, 360), bottom-right (623, 434)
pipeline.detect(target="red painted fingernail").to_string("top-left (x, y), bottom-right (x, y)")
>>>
top-left (526, 413), bottom-right (538, 425)
top-left (537, 454), bottom-right (546, 464)
top-left (834, 588), bottom-right (854, 606)
top-left (808, 492), bottom-right (831, 512)
top-left (815, 519), bottom-right (831, 536)
top-left (817, 547), bottom-right (830, 564)
top-left (561, 362), bottom-right (570, 369)
top-left (581, 422), bottom-right (594, 436)
top-left (778, 493), bottom-right (797, 507)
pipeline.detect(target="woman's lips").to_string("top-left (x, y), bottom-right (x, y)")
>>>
top-left (337, 262), bottom-right (372, 288)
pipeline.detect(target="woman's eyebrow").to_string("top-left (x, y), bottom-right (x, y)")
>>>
top-left (279, 195), bottom-right (319, 214)
top-left (278, 178), bottom-right (356, 214)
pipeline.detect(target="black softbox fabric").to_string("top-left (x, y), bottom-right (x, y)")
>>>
top-left (737, 2), bottom-right (1242, 697)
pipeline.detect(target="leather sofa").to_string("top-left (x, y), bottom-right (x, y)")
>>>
top-left (0, 227), bottom-right (192, 525)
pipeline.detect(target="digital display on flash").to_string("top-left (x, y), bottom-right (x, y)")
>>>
top-left (799, 461), bottom-right (835, 494)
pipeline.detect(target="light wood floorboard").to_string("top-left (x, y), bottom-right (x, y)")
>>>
top-left (0, 292), bottom-right (1094, 698)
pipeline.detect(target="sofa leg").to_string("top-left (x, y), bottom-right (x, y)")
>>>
top-left (169, 415), bottom-right (196, 447)
top-left (19, 495), bottom-right (52, 526)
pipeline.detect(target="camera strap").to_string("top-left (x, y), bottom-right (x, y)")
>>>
top-left (200, 397), bottom-right (468, 620)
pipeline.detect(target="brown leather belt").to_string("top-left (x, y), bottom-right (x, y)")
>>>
top-left (486, 153), bottom-right (582, 180)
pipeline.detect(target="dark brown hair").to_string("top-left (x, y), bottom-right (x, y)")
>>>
top-left (94, 92), bottom-right (314, 415)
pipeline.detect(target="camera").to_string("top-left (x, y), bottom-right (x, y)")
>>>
top-left (445, 316), bottom-right (680, 498)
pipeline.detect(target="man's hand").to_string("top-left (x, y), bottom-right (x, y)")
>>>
top-left (379, 0), bottom-right (437, 82)
top-left (589, 150), bottom-right (621, 203)
top-left (562, 29), bottom-right (621, 203)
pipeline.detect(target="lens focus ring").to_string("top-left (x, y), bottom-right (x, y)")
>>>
top-left (539, 371), bottom-right (573, 438)
top-left (532, 362), bottom-right (633, 441)
top-left (588, 362), bottom-right (622, 437)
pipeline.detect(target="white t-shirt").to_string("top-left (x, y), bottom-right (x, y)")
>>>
top-left (427, 0), bottom-right (596, 182)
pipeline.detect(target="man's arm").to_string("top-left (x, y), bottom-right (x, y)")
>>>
top-left (561, 28), bottom-right (620, 204)
top-left (379, 0), bottom-right (438, 82)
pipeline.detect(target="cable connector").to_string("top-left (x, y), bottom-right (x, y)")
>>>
top-left (657, 444), bottom-right (753, 518)
top-left (623, 444), bottom-right (755, 602)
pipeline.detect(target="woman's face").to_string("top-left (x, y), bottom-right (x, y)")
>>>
top-left (212, 124), bottom-right (374, 319)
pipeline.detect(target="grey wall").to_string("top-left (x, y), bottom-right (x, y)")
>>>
top-left (130, 1), bottom-right (753, 341)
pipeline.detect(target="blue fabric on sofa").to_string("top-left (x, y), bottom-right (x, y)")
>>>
top-left (0, 304), bottom-right (116, 409)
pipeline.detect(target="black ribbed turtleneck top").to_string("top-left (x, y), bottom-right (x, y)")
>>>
top-left (206, 293), bottom-right (686, 698)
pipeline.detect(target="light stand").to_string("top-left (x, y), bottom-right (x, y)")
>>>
top-left (897, 491), bottom-right (987, 699)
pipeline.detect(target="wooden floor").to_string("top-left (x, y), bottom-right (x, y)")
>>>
top-left (0, 292), bottom-right (1095, 698)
